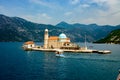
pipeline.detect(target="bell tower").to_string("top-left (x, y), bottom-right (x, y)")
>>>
top-left (44, 29), bottom-right (48, 49)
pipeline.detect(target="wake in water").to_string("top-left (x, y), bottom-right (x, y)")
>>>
top-left (56, 54), bottom-right (65, 58)
top-left (56, 53), bottom-right (120, 62)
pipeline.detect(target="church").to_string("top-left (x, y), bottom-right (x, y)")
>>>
top-left (44, 29), bottom-right (79, 49)
top-left (23, 29), bottom-right (111, 53)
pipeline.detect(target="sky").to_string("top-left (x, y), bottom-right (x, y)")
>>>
top-left (0, 0), bottom-right (120, 25)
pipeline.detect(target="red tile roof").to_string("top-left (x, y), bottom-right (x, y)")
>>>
top-left (48, 36), bottom-right (59, 40)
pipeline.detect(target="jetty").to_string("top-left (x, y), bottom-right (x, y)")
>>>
top-left (22, 29), bottom-right (111, 54)
top-left (23, 46), bottom-right (111, 54)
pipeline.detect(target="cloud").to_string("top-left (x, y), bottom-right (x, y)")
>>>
top-left (70, 0), bottom-right (80, 5)
top-left (79, 9), bottom-right (120, 25)
top-left (27, 0), bottom-right (120, 25)
top-left (91, 0), bottom-right (107, 4)
top-left (1, 0), bottom-right (119, 25)
top-left (95, 0), bottom-right (120, 25)
top-left (64, 12), bottom-right (73, 16)
top-left (0, 6), bottom-right (12, 16)
top-left (40, 13), bottom-right (52, 19)
top-left (29, 0), bottom-right (62, 10)
top-left (110, 10), bottom-right (120, 16)
top-left (0, 6), bottom-right (6, 13)
top-left (0, 6), bottom-right (4, 10)
top-left (68, 0), bottom-right (120, 25)
top-left (29, 0), bottom-right (54, 8)
top-left (21, 13), bottom-right (52, 24)
top-left (91, 0), bottom-right (120, 10)
top-left (81, 4), bottom-right (90, 8)
top-left (81, 18), bottom-right (96, 24)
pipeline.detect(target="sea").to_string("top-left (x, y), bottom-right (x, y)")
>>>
top-left (0, 42), bottom-right (120, 80)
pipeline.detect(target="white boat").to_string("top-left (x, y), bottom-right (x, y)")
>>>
top-left (55, 49), bottom-right (64, 57)
top-left (98, 50), bottom-right (111, 54)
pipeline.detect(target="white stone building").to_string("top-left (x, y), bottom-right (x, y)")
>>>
top-left (44, 29), bottom-right (79, 49)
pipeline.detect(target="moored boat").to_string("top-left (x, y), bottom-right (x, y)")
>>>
top-left (98, 50), bottom-right (111, 54)
top-left (55, 49), bottom-right (64, 57)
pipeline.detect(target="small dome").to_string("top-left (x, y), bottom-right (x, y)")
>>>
top-left (59, 33), bottom-right (67, 39)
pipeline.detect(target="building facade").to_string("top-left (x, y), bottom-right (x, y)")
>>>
top-left (23, 41), bottom-right (35, 49)
top-left (44, 29), bottom-right (79, 49)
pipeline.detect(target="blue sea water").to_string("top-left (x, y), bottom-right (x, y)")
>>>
top-left (0, 42), bottom-right (120, 80)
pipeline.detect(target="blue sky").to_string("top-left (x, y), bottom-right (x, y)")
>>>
top-left (0, 0), bottom-right (120, 25)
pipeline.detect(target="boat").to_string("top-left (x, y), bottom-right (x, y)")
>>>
top-left (98, 50), bottom-right (111, 54)
top-left (55, 49), bottom-right (64, 57)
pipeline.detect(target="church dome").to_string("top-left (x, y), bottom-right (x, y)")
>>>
top-left (59, 33), bottom-right (67, 39)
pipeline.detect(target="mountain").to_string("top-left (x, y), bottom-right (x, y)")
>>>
top-left (0, 14), bottom-right (64, 42)
top-left (56, 22), bottom-right (120, 42)
top-left (0, 14), bottom-right (120, 42)
top-left (95, 29), bottom-right (120, 44)
top-left (56, 21), bottom-right (73, 29)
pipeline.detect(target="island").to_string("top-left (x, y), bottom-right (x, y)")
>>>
top-left (22, 29), bottom-right (111, 54)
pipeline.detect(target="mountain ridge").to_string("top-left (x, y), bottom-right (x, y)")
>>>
top-left (95, 29), bottom-right (120, 44)
top-left (0, 14), bottom-right (120, 42)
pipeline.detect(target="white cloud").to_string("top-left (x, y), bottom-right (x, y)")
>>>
top-left (0, 6), bottom-right (7, 14)
top-left (70, 0), bottom-right (80, 5)
top-left (27, 0), bottom-right (119, 25)
top-left (64, 12), bottom-right (73, 16)
top-left (0, 6), bottom-right (13, 16)
top-left (1, 0), bottom-right (119, 25)
top-left (69, 0), bottom-right (120, 25)
top-left (81, 18), bottom-right (96, 24)
top-left (91, 0), bottom-right (120, 11)
top-left (91, 0), bottom-right (107, 3)
top-left (29, 0), bottom-right (62, 10)
top-left (40, 13), bottom-right (52, 19)
top-left (96, 0), bottom-right (120, 25)
top-left (79, 9), bottom-right (120, 25)
top-left (107, 0), bottom-right (120, 12)
top-left (21, 13), bottom-right (52, 24)
top-left (0, 6), bottom-right (4, 10)
top-left (29, 0), bottom-right (54, 8)
top-left (82, 4), bottom-right (90, 8)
